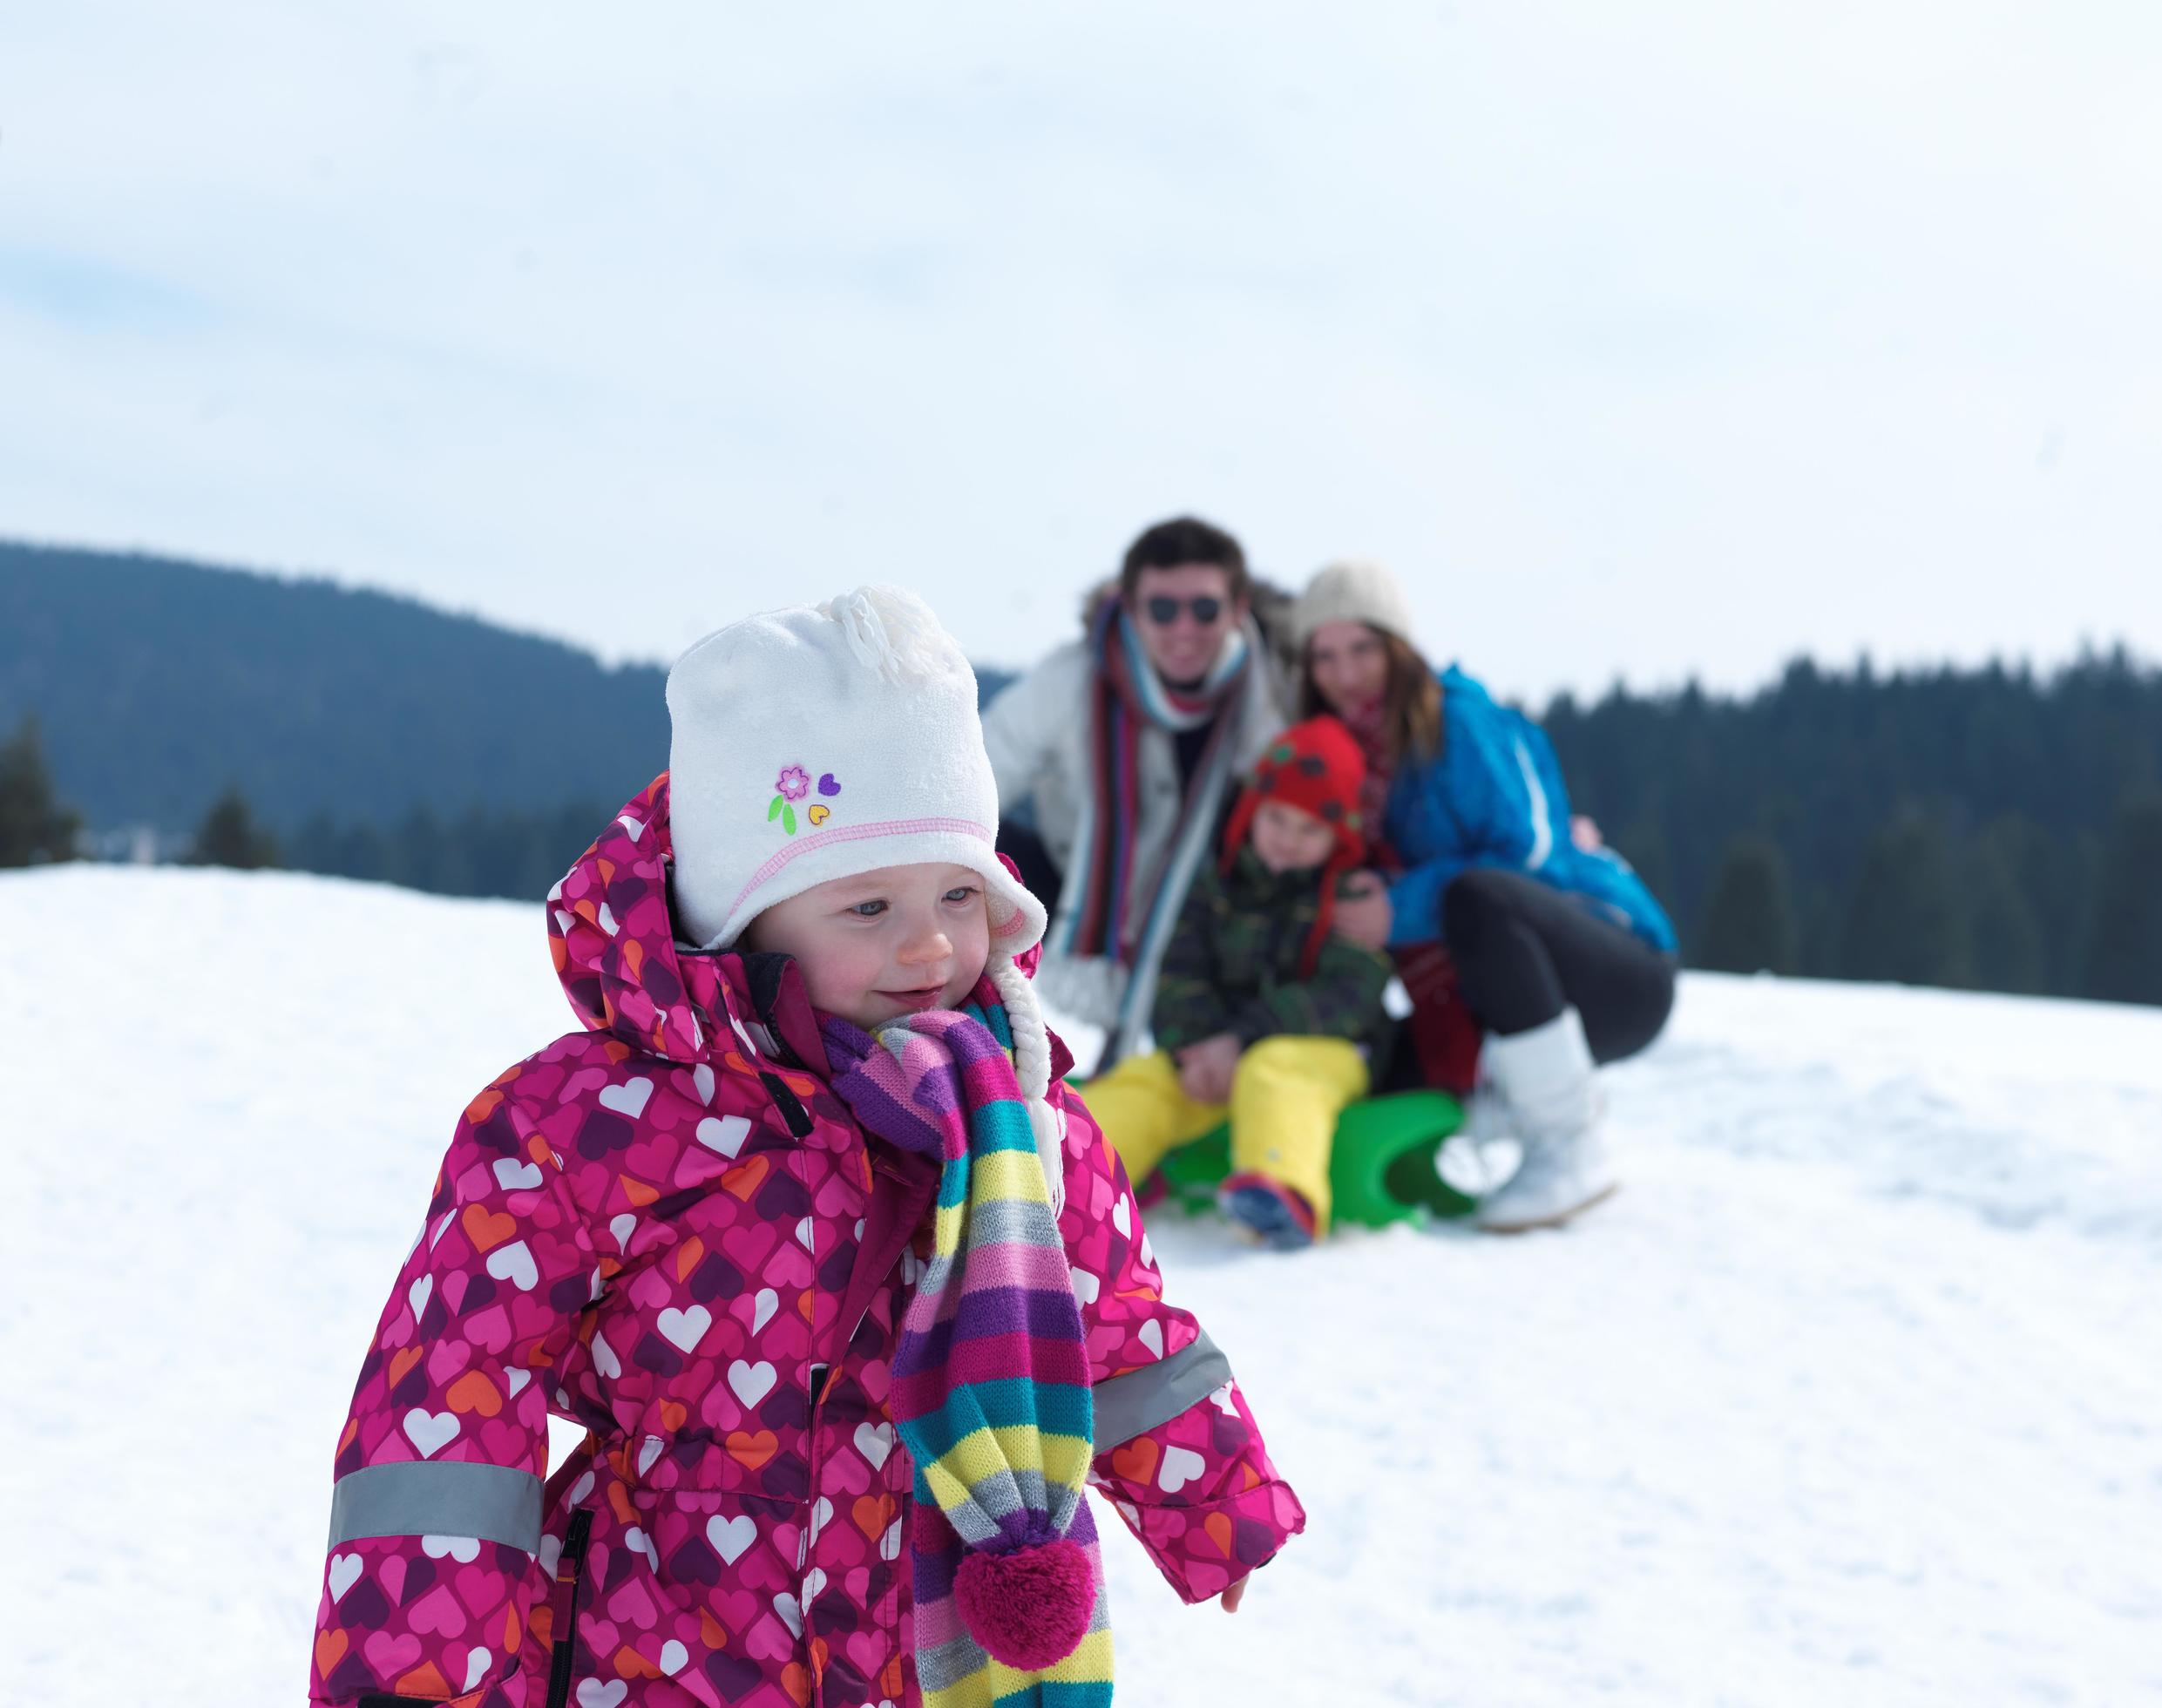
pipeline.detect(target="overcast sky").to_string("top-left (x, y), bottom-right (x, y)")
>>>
top-left (4, 3), bottom-right (2159, 702)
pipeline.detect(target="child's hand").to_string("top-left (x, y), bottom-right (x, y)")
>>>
top-left (1333, 871), bottom-right (1393, 949)
top-left (1219, 1575), bottom-right (1251, 1612)
top-left (1176, 1033), bottom-right (1242, 1104)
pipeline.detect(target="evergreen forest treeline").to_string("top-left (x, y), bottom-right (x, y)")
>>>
top-left (1545, 652), bottom-right (2162, 1003)
top-left (0, 540), bottom-right (671, 830)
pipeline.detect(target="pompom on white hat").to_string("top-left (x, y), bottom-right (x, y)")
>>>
top-left (666, 586), bottom-right (1067, 1203)
top-left (1290, 559), bottom-right (1418, 650)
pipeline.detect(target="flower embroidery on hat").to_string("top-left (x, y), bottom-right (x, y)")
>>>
top-left (768, 765), bottom-right (841, 834)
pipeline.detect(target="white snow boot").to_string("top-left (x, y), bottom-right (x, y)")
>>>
top-left (1471, 1006), bottom-right (1618, 1233)
top-left (1432, 1085), bottom-right (1523, 1199)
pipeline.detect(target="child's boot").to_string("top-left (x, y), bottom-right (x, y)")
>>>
top-left (1218, 1173), bottom-right (1318, 1250)
top-left (1471, 1007), bottom-right (1617, 1233)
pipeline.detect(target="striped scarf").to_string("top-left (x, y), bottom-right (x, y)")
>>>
top-left (1051, 597), bottom-right (1252, 1053)
top-left (1336, 693), bottom-right (1398, 845)
top-left (820, 993), bottom-right (1113, 1708)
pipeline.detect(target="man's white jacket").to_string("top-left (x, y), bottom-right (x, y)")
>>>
top-left (982, 613), bottom-right (1285, 1040)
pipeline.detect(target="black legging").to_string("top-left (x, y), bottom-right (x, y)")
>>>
top-left (1441, 868), bottom-right (1676, 1064)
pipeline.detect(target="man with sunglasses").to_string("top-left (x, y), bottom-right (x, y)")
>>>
top-left (985, 515), bottom-right (1285, 1068)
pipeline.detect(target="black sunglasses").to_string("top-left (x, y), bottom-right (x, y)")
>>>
top-left (1143, 595), bottom-right (1224, 626)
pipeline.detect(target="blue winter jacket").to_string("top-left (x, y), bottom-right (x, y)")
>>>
top-left (1384, 667), bottom-right (1677, 953)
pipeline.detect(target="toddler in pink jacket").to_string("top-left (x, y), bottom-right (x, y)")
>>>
top-left (309, 587), bottom-right (1304, 1708)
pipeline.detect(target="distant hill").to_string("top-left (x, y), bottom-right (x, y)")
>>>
top-left (1, 540), bottom-right (674, 832)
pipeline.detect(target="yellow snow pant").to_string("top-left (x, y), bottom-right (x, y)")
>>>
top-left (1084, 1036), bottom-right (1370, 1232)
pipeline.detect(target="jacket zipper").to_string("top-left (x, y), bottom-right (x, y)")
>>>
top-left (543, 1508), bottom-right (595, 1708)
top-left (797, 1128), bottom-right (878, 1697)
top-left (843, 1154), bottom-right (918, 1352)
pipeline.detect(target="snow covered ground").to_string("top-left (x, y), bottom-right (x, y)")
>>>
top-left (5, 865), bottom-right (2159, 1706)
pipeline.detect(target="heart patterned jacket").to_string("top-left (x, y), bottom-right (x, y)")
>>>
top-left (308, 774), bottom-right (1305, 1708)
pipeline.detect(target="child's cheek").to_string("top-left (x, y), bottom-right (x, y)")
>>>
top-left (953, 915), bottom-right (992, 1000)
top-left (948, 947), bottom-right (991, 1006)
top-left (799, 936), bottom-right (878, 1021)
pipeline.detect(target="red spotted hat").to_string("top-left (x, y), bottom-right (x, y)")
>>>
top-left (1219, 715), bottom-right (1372, 974)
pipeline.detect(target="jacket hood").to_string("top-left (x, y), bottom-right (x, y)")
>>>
top-left (548, 773), bottom-right (786, 1066)
top-left (1439, 662), bottom-right (1491, 708)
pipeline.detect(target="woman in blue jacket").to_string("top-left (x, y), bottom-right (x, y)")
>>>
top-left (1291, 561), bottom-right (1677, 1232)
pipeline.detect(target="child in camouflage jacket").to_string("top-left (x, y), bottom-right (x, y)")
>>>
top-left (1084, 716), bottom-right (1393, 1249)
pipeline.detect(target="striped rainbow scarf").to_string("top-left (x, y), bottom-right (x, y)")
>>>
top-left (819, 993), bottom-right (1114, 1708)
top-left (1051, 597), bottom-right (1252, 1054)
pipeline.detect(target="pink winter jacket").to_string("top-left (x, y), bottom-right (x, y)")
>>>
top-left (309, 775), bottom-right (1305, 1708)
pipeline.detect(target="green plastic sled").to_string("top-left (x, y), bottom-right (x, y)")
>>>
top-left (1124, 1088), bottom-right (1478, 1230)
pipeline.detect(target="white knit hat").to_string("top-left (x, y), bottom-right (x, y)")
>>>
top-left (667, 586), bottom-right (1067, 1204)
top-left (1290, 559), bottom-right (1418, 650)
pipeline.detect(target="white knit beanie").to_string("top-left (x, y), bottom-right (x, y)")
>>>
top-left (667, 586), bottom-right (1067, 1204)
top-left (1291, 559), bottom-right (1418, 650)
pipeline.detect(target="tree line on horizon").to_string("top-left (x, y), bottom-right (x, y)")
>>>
top-left (5, 647), bottom-right (2160, 1006)
top-left (1545, 648), bottom-right (2162, 1005)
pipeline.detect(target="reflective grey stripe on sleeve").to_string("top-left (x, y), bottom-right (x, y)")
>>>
top-left (1090, 1328), bottom-right (1233, 1449)
top-left (327, 1461), bottom-right (544, 1554)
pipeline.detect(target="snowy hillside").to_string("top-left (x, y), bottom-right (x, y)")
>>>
top-left (5, 867), bottom-right (2158, 1706)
